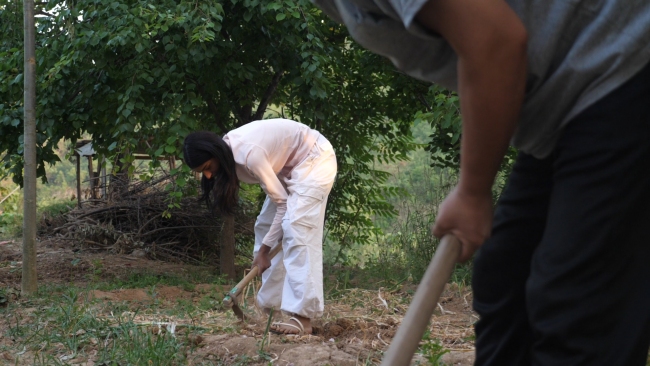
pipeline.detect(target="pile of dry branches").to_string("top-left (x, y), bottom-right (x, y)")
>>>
top-left (41, 175), bottom-right (255, 264)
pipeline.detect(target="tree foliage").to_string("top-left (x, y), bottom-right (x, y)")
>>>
top-left (0, 0), bottom-right (465, 249)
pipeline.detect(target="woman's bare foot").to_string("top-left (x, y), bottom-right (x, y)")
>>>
top-left (271, 314), bottom-right (312, 335)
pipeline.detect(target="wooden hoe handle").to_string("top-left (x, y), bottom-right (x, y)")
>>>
top-left (223, 243), bottom-right (283, 307)
top-left (380, 234), bottom-right (462, 366)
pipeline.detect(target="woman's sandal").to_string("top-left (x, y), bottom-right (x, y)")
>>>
top-left (270, 317), bottom-right (304, 335)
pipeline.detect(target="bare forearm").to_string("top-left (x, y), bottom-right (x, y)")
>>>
top-left (420, 0), bottom-right (528, 260)
top-left (457, 47), bottom-right (526, 196)
top-left (258, 243), bottom-right (271, 254)
top-left (417, 0), bottom-right (527, 196)
top-left (253, 241), bottom-right (272, 275)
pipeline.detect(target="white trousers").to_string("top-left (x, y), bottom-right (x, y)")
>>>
top-left (253, 135), bottom-right (337, 318)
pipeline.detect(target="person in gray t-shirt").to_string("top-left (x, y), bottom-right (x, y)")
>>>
top-left (315, 0), bottom-right (650, 364)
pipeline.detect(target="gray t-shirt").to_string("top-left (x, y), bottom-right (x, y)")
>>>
top-left (313, 0), bottom-right (650, 158)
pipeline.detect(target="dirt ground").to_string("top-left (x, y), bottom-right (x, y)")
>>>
top-left (0, 238), bottom-right (476, 365)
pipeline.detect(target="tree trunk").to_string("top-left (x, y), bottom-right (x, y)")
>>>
top-left (21, 0), bottom-right (38, 295)
top-left (220, 215), bottom-right (236, 280)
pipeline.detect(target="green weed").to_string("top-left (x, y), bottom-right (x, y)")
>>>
top-left (259, 308), bottom-right (274, 353)
top-left (418, 331), bottom-right (450, 366)
top-left (86, 259), bottom-right (105, 282)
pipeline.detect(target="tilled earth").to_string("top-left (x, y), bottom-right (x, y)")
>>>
top-left (0, 238), bottom-right (476, 365)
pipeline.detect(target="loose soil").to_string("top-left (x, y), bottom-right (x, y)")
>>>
top-left (0, 238), bottom-right (476, 365)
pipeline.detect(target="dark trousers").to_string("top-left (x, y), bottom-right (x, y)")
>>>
top-left (473, 62), bottom-right (650, 365)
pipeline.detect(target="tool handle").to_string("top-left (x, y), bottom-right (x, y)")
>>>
top-left (380, 234), bottom-right (461, 366)
top-left (225, 243), bottom-right (283, 302)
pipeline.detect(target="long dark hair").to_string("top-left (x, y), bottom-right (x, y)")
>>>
top-left (182, 131), bottom-right (239, 215)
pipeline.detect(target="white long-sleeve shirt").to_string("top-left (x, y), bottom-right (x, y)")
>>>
top-left (223, 119), bottom-right (321, 247)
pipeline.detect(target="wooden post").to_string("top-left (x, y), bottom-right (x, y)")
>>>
top-left (88, 155), bottom-right (95, 199)
top-left (21, 0), bottom-right (38, 295)
top-left (101, 158), bottom-right (107, 199)
top-left (76, 153), bottom-right (82, 208)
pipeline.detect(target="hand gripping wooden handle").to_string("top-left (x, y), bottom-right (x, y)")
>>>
top-left (380, 234), bottom-right (462, 366)
top-left (223, 244), bottom-right (283, 307)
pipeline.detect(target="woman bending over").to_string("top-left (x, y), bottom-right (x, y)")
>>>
top-left (183, 118), bottom-right (337, 335)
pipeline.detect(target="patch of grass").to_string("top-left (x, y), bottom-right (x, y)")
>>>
top-left (95, 319), bottom-right (188, 365)
top-left (463, 334), bottom-right (476, 343)
top-left (96, 272), bottom-right (185, 290)
top-left (2, 284), bottom-right (217, 365)
top-left (0, 286), bottom-right (13, 308)
top-left (0, 211), bottom-right (22, 238)
top-left (0, 184), bottom-right (22, 238)
top-left (451, 262), bottom-right (473, 290)
top-left (1, 198), bottom-right (76, 239)
top-left (231, 354), bottom-right (253, 365)
top-left (85, 258), bottom-right (105, 282)
top-left (37, 199), bottom-right (74, 217)
top-left (173, 298), bottom-right (195, 316)
top-left (181, 282), bottom-right (196, 292)
top-left (197, 286), bottom-right (225, 312)
top-left (94, 271), bottom-right (222, 291)
top-left (334, 206), bottom-right (474, 293)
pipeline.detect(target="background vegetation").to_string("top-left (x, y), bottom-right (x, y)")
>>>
top-left (0, 0), bottom-right (518, 283)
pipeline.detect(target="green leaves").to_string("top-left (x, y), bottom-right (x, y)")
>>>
top-left (412, 86), bottom-right (463, 169)
top-left (0, 0), bottom-right (471, 252)
top-left (10, 73), bottom-right (23, 85)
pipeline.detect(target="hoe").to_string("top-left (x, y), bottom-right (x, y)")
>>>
top-left (223, 244), bottom-right (282, 321)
